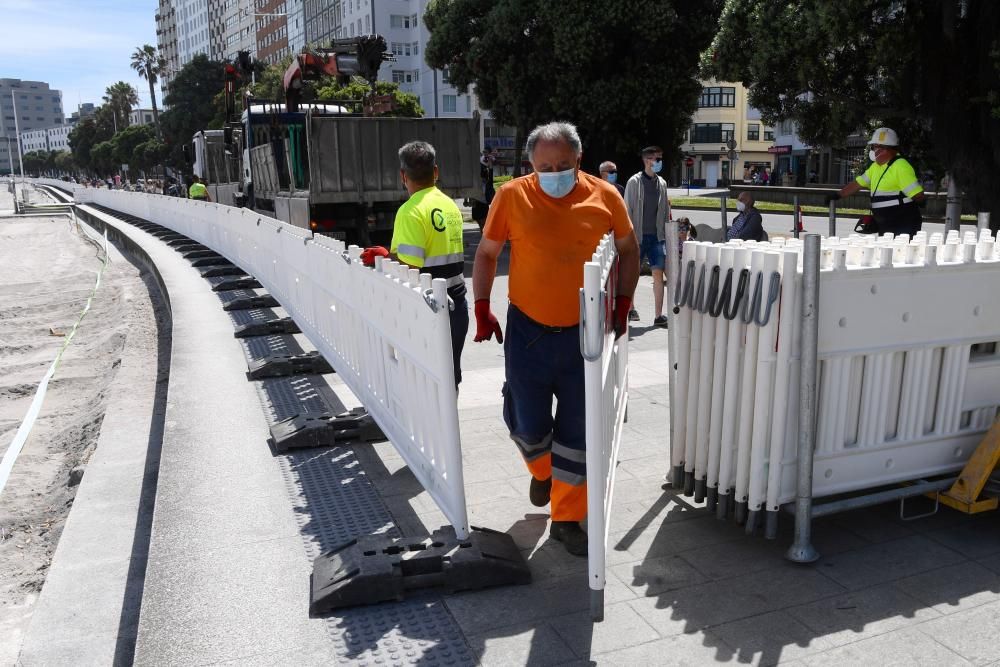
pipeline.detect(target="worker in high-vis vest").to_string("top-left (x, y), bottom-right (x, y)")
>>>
top-left (828, 127), bottom-right (924, 236)
top-left (360, 141), bottom-right (468, 387)
top-left (188, 175), bottom-right (212, 202)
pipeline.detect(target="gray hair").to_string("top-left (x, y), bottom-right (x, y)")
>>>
top-left (525, 122), bottom-right (582, 161)
top-left (398, 140), bottom-right (436, 184)
top-left (599, 160), bottom-right (616, 172)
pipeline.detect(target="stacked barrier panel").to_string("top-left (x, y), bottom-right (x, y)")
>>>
top-left (669, 231), bottom-right (1000, 517)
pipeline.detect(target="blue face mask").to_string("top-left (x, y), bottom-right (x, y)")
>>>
top-left (652, 159), bottom-right (663, 174)
top-left (537, 167), bottom-right (577, 198)
top-left (606, 172), bottom-right (617, 184)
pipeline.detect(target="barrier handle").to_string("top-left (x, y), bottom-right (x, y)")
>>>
top-left (701, 266), bottom-right (721, 314)
top-left (578, 288), bottom-right (605, 362)
top-left (741, 271), bottom-right (763, 324)
top-left (709, 268), bottom-right (732, 317)
top-left (754, 272), bottom-right (782, 326)
top-left (691, 265), bottom-right (707, 312)
top-left (674, 260), bottom-right (696, 308)
top-left (723, 268), bottom-right (750, 320)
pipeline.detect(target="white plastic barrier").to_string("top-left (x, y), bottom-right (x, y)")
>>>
top-left (580, 234), bottom-right (629, 622)
top-left (670, 230), bottom-right (1000, 529)
top-left (68, 187), bottom-right (471, 539)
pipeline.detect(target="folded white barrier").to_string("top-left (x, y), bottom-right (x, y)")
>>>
top-left (580, 233), bottom-right (629, 622)
top-left (670, 229), bottom-right (1000, 536)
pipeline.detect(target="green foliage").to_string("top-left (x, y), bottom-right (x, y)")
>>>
top-left (103, 81), bottom-right (140, 130)
top-left (161, 54), bottom-right (227, 170)
top-left (111, 124), bottom-right (156, 167)
top-left (424, 0), bottom-right (722, 175)
top-left (315, 79), bottom-right (424, 117)
top-left (53, 150), bottom-right (74, 173)
top-left (250, 54), bottom-right (299, 102)
top-left (68, 115), bottom-right (113, 172)
top-left (90, 141), bottom-right (115, 174)
top-left (706, 0), bottom-right (1000, 224)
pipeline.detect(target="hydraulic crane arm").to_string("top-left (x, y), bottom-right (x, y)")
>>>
top-left (283, 34), bottom-right (395, 112)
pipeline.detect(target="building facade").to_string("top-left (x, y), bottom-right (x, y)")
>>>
top-left (286, 0), bottom-right (306, 52)
top-left (678, 80), bottom-right (774, 187)
top-left (175, 0), bottom-right (213, 67)
top-left (0, 79), bottom-right (65, 174)
top-left (48, 125), bottom-right (72, 152)
top-left (130, 108), bottom-right (158, 127)
top-left (20, 125), bottom-right (73, 154)
top-left (334, 0), bottom-right (476, 118)
top-left (304, 0), bottom-right (339, 46)
top-left (210, 0), bottom-right (256, 62)
top-left (256, 0), bottom-right (289, 64)
top-left (156, 0), bottom-right (180, 100)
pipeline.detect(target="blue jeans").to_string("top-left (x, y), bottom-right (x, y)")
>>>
top-left (639, 233), bottom-right (666, 270)
top-left (502, 305), bottom-right (587, 520)
top-left (450, 293), bottom-right (469, 386)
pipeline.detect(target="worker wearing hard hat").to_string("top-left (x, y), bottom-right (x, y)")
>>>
top-left (827, 127), bottom-right (924, 236)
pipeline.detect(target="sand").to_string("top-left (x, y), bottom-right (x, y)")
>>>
top-left (0, 187), bottom-right (155, 663)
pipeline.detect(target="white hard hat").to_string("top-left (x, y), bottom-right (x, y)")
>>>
top-left (868, 127), bottom-right (899, 147)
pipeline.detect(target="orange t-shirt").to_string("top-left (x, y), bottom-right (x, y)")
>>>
top-left (483, 171), bottom-right (634, 327)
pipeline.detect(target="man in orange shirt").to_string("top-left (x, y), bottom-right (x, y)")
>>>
top-left (472, 122), bottom-right (640, 556)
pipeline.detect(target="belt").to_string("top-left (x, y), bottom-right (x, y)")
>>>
top-left (511, 304), bottom-right (577, 333)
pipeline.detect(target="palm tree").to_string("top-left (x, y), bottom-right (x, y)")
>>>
top-left (131, 45), bottom-right (166, 139)
top-left (103, 82), bottom-right (140, 133)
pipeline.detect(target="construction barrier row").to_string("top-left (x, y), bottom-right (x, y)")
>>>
top-left (669, 228), bottom-right (1000, 534)
top-left (580, 234), bottom-right (629, 621)
top-left (48, 183), bottom-right (472, 540)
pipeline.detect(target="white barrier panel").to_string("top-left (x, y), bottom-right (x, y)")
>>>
top-left (670, 230), bottom-right (1000, 525)
top-left (580, 234), bottom-right (628, 622)
top-left (62, 186), bottom-right (470, 539)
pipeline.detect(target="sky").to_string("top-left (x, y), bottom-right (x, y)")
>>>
top-left (0, 0), bottom-right (160, 115)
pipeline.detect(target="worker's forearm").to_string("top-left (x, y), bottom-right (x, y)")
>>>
top-left (839, 181), bottom-right (862, 198)
top-left (472, 248), bottom-right (498, 301)
top-left (617, 244), bottom-right (640, 299)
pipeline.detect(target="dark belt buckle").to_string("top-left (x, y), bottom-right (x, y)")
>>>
top-left (543, 324), bottom-right (564, 334)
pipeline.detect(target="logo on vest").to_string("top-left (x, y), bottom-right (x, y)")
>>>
top-left (431, 208), bottom-right (446, 232)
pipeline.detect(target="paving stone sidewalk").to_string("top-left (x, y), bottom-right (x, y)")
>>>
top-left (348, 229), bottom-right (1000, 666)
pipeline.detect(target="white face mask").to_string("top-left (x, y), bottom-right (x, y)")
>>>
top-left (736, 201), bottom-right (746, 212)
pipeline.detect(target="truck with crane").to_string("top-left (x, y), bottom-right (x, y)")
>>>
top-left (191, 35), bottom-right (481, 246)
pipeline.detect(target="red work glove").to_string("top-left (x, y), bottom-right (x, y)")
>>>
top-left (613, 295), bottom-right (632, 339)
top-left (360, 246), bottom-right (389, 267)
top-left (474, 299), bottom-right (503, 343)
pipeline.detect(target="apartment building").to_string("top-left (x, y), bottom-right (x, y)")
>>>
top-left (20, 125), bottom-right (73, 154)
top-left (256, 0), bottom-right (289, 64)
top-left (156, 0), bottom-right (180, 100)
top-left (335, 0), bottom-right (477, 118)
top-left (678, 80), bottom-right (774, 187)
top-left (0, 79), bottom-right (65, 174)
top-left (130, 108), bottom-right (158, 127)
top-left (303, 0), bottom-right (338, 47)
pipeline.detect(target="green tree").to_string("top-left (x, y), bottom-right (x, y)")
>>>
top-left (160, 54), bottom-right (227, 169)
top-left (111, 124), bottom-right (156, 168)
top-left (706, 0), bottom-right (1000, 227)
top-left (22, 151), bottom-right (45, 175)
top-left (131, 44), bottom-right (167, 139)
top-left (53, 150), bottom-right (74, 174)
top-left (315, 79), bottom-right (423, 117)
top-left (425, 0), bottom-right (722, 176)
top-left (68, 113), bottom-right (114, 173)
top-left (103, 81), bottom-right (140, 131)
top-left (91, 141), bottom-right (115, 175)
top-left (135, 139), bottom-right (168, 172)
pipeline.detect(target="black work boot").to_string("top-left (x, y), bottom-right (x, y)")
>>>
top-left (550, 521), bottom-right (588, 556)
top-left (529, 476), bottom-right (552, 507)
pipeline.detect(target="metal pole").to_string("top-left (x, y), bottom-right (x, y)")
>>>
top-left (786, 233), bottom-right (821, 564)
top-left (977, 212), bottom-right (990, 234)
top-left (945, 173), bottom-right (961, 233)
top-left (720, 194), bottom-right (727, 235)
top-left (792, 195), bottom-right (801, 238)
top-left (664, 220), bottom-right (680, 486)
top-left (828, 199), bottom-right (836, 238)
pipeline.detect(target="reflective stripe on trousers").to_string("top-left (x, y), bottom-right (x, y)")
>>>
top-left (502, 305), bottom-right (587, 521)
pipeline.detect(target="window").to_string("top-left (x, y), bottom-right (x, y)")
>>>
top-left (698, 86), bottom-right (736, 108)
top-left (391, 69), bottom-right (418, 84)
top-left (465, 96), bottom-right (471, 113)
top-left (689, 123), bottom-right (735, 144)
top-left (391, 41), bottom-right (404, 55)
top-left (763, 128), bottom-right (775, 141)
top-left (747, 123), bottom-right (760, 141)
top-left (441, 67), bottom-right (450, 83)
top-left (443, 95), bottom-right (456, 113)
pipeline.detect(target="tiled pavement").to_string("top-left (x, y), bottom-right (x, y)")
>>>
top-left (343, 229), bottom-right (1000, 665)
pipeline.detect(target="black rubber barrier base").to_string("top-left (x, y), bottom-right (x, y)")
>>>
top-left (247, 351), bottom-right (334, 380)
top-left (213, 276), bottom-right (263, 292)
top-left (269, 407), bottom-right (385, 453)
top-left (222, 294), bottom-right (280, 311)
top-left (309, 526), bottom-right (532, 615)
top-left (233, 316), bottom-right (300, 337)
top-left (199, 264), bottom-right (244, 278)
top-left (183, 249), bottom-right (222, 260)
top-left (190, 256), bottom-right (230, 268)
